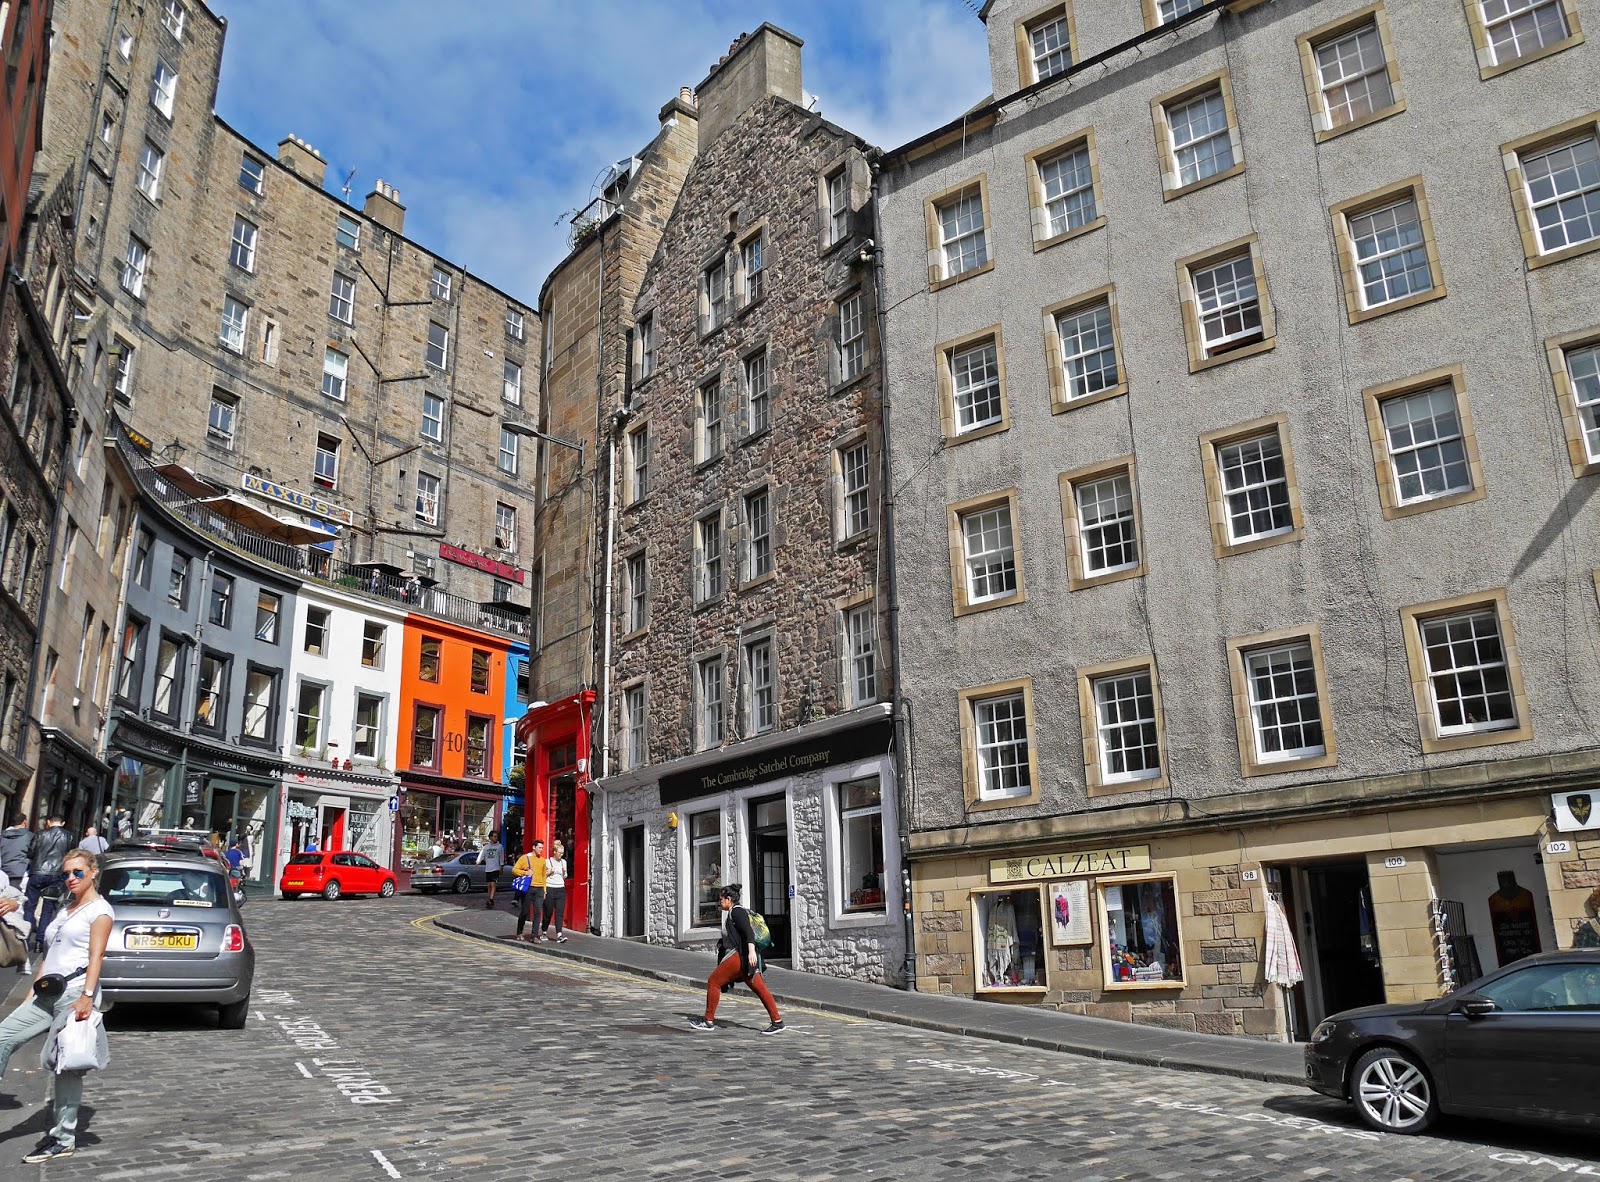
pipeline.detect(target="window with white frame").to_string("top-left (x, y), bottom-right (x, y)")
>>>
top-left (1191, 251), bottom-right (1262, 357)
top-left (121, 236), bottom-right (148, 297)
top-left (506, 307), bottom-right (525, 341)
top-left (495, 502), bottom-right (517, 551)
top-left (353, 692), bottom-right (383, 759)
top-left (421, 392), bottom-right (444, 443)
top-left (502, 360), bottom-right (522, 405)
top-left (329, 271), bottom-right (355, 323)
top-left (230, 216), bottom-right (258, 272)
top-left (1347, 197), bottom-right (1432, 308)
top-left (294, 682), bottom-right (327, 749)
top-left (742, 234), bottom-right (765, 305)
top-left (1565, 343), bottom-right (1600, 462)
top-left (1312, 19), bottom-right (1395, 129)
top-left (961, 503), bottom-right (1017, 603)
top-left (696, 656), bottom-right (725, 750)
top-left (1056, 298), bottom-right (1119, 400)
top-left (498, 428), bottom-right (519, 476)
top-left (255, 591), bottom-right (280, 644)
top-left (313, 433), bottom-right (340, 489)
top-left (689, 810), bottom-right (722, 924)
top-left (150, 59), bottom-right (177, 118)
top-left (239, 154), bottom-right (265, 195)
top-left (303, 607), bottom-right (330, 655)
top-left (207, 391), bottom-right (236, 445)
top-left (950, 339), bottom-right (1002, 434)
top-left (845, 603), bottom-right (877, 705)
top-left (135, 141), bottom-right (164, 200)
top-left (936, 189), bottom-right (988, 279)
top-left (1075, 470), bottom-right (1139, 576)
top-left (1028, 10), bottom-right (1072, 82)
top-left (1482, 0), bottom-right (1573, 66)
top-left (1378, 384), bottom-right (1472, 505)
top-left (430, 267), bottom-right (452, 301)
top-left (1519, 135), bottom-right (1600, 255)
top-left (636, 313), bottom-right (655, 382)
top-left (744, 349), bottom-right (770, 435)
top-left (744, 637), bottom-right (775, 734)
top-left (1419, 609), bottom-right (1517, 734)
top-left (1158, 0), bottom-right (1204, 21)
top-left (1165, 85), bottom-right (1233, 187)
top-left (626, 424), bottom-right (649, 503)
top-left (1091, 669), bottom-right (1161, 783)
top-left (195, 652), bottom-right (224, 728)
top-left (840, 441), bottom-right (871, 539)
top-left (623, 685), bottom-right (647, 770)
top-left (336, 213), bottom-right (361, 250)
top-left (168, 553), bottom-right (189, 607)
top-left (322, 348), bottom-right (348, 400)
top-left (838, 778), bottom-right (885, 912)
top-left (415, 471), bottom-right (440, 524)
top-left (98, 111), bottom-right (115, 148)
top-left (827, 167), bottom-right (851, 244)
top-left (1244, 643), bottom-right (1325, 761)
top-left (837, 292), bottom-right (866, 384)
top-left (703, 258), bottom-right (728, 331)
top-left (624, 552), bottom-right (647, 632)
top-left (973, 691), bottom-right (1031, 799)
top-left (1038, 141), bottom-right (1096, 238)
top-left (696, 378), bottom-right (724, 463)
top-left (1216, 431), bottom-right (1293, 543)
top-left (426, 322), bottom-right (449, 369)
top-left (152, 636), bottom-right (183, 716)
top-left (218, 296), bottom-right (249, 353)
top-left (694, 512), bottom-right (722, 602)
top-left (744, 489), bottom-right (772, 580)
top-left (161, 0), bottom-right (186, 39)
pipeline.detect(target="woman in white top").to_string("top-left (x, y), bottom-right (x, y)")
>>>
top-left (541, 840), bottom-right (570, 943)
top-left (0, 848), bottom-right (112, 1164)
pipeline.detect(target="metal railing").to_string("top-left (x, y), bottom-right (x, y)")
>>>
top-left (114, 418), bottom-right (530, 639)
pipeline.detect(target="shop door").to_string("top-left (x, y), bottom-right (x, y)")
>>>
top-left (747, 795), bottom-right (790, 960)
top-left (1303, 862), bottom-right (1386, 1022)
top-left (620, 825), bottom-right (646, 939)
top-left (323, 807), bottom-right (347, 852)
top-left (207, 787), bottom-right (237, 846)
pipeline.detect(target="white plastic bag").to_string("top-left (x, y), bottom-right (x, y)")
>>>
top-left (54, 1010), bottom-right (105, 1072)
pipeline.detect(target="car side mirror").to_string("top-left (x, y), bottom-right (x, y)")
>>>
top-left (1454, 994), bottom-right (1496, 1018)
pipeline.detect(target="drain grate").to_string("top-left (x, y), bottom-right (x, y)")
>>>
top-left (512, 971), bottom-right (592, 987)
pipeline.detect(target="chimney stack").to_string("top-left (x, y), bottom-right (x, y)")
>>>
top-left (276, 134), bottom-right (327, 188)
top-left (659, 83), bottom-right (699, 133)
top-left (364, 180), bottom-right (406, 234)
top-left (694, 23), bottom-right (803, 150)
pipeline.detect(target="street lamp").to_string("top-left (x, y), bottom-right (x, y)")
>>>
top-left (500, 421), bottom-right (584, 479)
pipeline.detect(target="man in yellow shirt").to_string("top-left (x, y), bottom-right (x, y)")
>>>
top-left (513, 839), bottom-right (546, 942)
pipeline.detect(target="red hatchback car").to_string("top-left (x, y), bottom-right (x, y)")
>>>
top-left (279, 852), bottom-right (397, 900)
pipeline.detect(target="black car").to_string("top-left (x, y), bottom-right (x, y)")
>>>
top-left (1305, 949), bottom-right (1600, 1134)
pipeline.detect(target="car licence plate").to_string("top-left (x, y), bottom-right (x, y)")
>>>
top-left (286, 880), bottom-right (304, 887)
top-left (124, 929), bottom-right (200, 951)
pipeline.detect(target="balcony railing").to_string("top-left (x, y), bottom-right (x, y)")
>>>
top-left (114, 417), bottom-right (530, 639)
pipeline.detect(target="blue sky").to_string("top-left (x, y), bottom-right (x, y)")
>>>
top-left (208, 1), bottom-right (992, 302)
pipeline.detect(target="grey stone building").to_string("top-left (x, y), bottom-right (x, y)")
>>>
top-left (591, 27), bottom-right (904, 983)
top-left (878, 0), bottom-right (1600, 1036)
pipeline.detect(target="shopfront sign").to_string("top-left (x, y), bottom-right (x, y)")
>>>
top-left (439, 543), bottom-right (524, 584)
top-left (241, 472), bottom-right (354, 526)
top-left (1553, 790), bottom-right (1600, 833)
top-left (658, 716), bottom-right (893, 806)
top-left (988, 844), bottom-right (1150, 884)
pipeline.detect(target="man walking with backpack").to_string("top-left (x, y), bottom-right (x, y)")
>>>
top-left (690, 884), bottom-right (783, 1034)
top-left (23, 814), bottom-right (74, 964)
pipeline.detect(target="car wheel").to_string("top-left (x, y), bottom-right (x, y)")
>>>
top-left (452, 874), bottom-right (471, 894)
top-left (218, 997), bottom-right (249, 1030)
top-left (281, 892), bottom-right (299, 901)
top-left (1351, 1046), bottom-right (1437, 1135)
top-left (379, 879), bottom-right (396, 898)
top-left (322, 879), bottom-right (342, 901)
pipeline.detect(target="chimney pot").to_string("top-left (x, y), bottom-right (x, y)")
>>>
top-left (364, 180), bottom-right (407, 234)
top-left (277, 134), bottom-right (327, 188)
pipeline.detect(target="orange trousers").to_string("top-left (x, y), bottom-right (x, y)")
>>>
top-left (705, 953), bottom-right (780, 1024)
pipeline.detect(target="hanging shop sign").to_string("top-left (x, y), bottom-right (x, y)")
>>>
top-left (241, 472), bottom-right (355, 526)
top-left (438, 543), bottom-right (524, 584)
top-left (988, 844), bottom-right (1151, 884)
top-left (1553, 790), bottom-right (1600, 833)
top-left (658, 716), bottom-right (893, 806)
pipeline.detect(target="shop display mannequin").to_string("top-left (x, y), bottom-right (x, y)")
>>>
top-left (986, 896), bottom-right (1018, 986)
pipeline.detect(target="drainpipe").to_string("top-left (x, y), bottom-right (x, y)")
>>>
top-left (869, 158), bottom-right (917, 991)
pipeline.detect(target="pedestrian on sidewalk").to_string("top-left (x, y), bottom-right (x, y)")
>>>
top-left (513, 840), bottom-right (546, 942)
top-left (0, 814), bottom-right (30, 895)
top-left (77, 828), bottom-right (108, 857)
top-left (541, 841), bottom-right (569, 943)
top-left (0, 847), bottom-right (114, 1163)
top-left (690, 884), bottom-right (783, 1035)
top-left (23, 816), bottom-right (74, 965)
top-left (481, 830), bottom-right (504, 909)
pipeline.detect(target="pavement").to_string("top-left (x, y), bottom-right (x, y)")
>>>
top-left (433, 902), bottom-right (1308, 1086)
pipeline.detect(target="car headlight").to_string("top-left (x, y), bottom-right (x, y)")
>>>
top-left (1310, 1019), bottom-right (1338, 1044)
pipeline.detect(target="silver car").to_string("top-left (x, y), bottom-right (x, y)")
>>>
top-left (98, 852), bottom-right (256, 1028)
top-left (409, 850), bottom-right (499, 895)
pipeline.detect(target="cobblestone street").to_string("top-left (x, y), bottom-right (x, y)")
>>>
top-left (1, 895), bottom-right (1597, 1180)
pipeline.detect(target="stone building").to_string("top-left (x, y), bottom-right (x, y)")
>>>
top-left (516, 84), bottom-right (697, 934)
top-left (879, 0), bottom-right (1600, 1037)
top-left (590, 26), bottom-right (904, 983)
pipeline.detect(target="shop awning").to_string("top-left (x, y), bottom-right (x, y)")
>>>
top-left (194, 494), bottom-right (335, 546)
top-left (154, 463), bottom-right (227, 498)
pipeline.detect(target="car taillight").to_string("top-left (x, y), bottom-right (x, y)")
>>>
top-left (222, 924), bottom-right (244, 953)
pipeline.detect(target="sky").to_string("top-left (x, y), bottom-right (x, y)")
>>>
top-left (207, 0), bottom-right (993, 302)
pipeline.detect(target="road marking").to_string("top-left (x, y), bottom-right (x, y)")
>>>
top-left (294, 1061), bottom-right (313, 1078)
top-left (371, 1149), bottom-right (402, 1178)
top-left (252, 1010), bottom-right (265, 1021)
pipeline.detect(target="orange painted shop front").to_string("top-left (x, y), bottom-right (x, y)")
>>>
top-left (393, 617), bottom-right (512, 870)
top-left (515, 691), bottom-right (595, 932)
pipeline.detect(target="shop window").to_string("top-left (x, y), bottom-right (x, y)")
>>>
top-left (419, 636), bottom-right (441, 682)
top-left (470, 648), bottom-right (490, 694)
top-left (1099, 875), bottom-right (1185, 987)
top-left (837, 778), bottom-right (885, 914)
top-left (464, 714), bottom-right (491, 779)
top-left (689, 810), bottom-right (722, 926)
top-left (973, 887), bottom-right (1046, 992)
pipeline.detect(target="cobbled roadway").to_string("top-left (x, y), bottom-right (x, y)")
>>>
top-left (2, 894), bottom-right (1597, 1180)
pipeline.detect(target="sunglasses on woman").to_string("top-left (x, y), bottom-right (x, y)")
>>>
top-left (68, 868), bottom-right (89, 879)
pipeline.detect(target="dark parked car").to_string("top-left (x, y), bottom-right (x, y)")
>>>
top-left (409, 850), bottom-right (498, 895)
top-left (1305, 949), bottom-right (1600, 1135)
